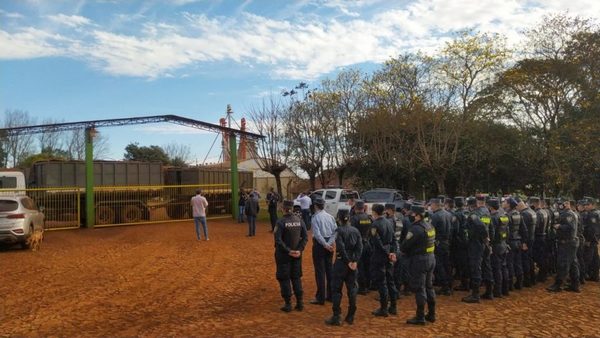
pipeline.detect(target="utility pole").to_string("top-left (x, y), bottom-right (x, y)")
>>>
top-left (85, 127), bottom-right (95, 228)
top-left (227, 105), bottom-right (239, 220)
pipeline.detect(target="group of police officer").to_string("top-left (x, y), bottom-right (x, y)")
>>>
top-left (271, 194), bottom-right (600, 326)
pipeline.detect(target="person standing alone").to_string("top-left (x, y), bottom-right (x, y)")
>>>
top-left (191, 189), bottom-right (209, 241)
top-left (267, 188), bottom-right (280, 232)
top-left (245, 192), bottom-right (260, 237)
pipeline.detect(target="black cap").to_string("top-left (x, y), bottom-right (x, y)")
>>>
top-left (372, 204), bottom-right (385, 215)
top-left (337, 209), bottom-right (350, 222)
top-left (466, 197), bottom-right (477, 206)
top-left (487, 198), bottom-right (500, 210)
top-left (385, 203), bottom-right (396, 210)
top-left (583, 197), bottom-right (596, 205)
top-left (411, 204), bottom-right (426, 215)
top-left (283, 200), bottom-right (294, 208)
top-left (507, 197), bottom-right (519, 209)
top-left (529, 197), bottom-right (540, 204)
top-left (454, 197), bottom-right (465, 207)
top-left (354, 199), bottom-right (365, 209)
top-left (314, 197), bottom-right (325, 206)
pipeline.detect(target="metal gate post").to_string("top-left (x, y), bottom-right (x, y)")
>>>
top-left (229, 132), bottom-right (238, 220)
top-left (85, 127), bottom-right (95, 228)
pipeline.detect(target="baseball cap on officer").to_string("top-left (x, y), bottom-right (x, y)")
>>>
top-left (337, 209), bottom-right (350, 223)
top-left (410, 204), bottom-right (426, 215)
top-left (454, 196), bottom-right (465, 207)
top-left (487, 198), bottom-right (500, 210)
top-left (355, 199), bottom-right (365, 209)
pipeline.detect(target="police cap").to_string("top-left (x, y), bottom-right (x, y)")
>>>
top-left (354, 199), bottom-right (365, 209)
top-left (529, 196), bottom-right (540, 204)
top-left (454, 197), bottom-right (465, 207)
top-left (337, 209), bottom-right (350, 222)
top-left (429, 198), bottom-right (442, 205)
top-left (507, 197), bottom-right (519, 209)
top-left (583, 196), bottom-right (596, 205)
top-left (466, 196), bottom-right (477, 206)
top-left (487, 198), bottom-right (500, 210)
top-left (283, 200), bottom-right (294, 208)
top-left (411, 204), bottom-right (426, 215)
top-left (385, 203), bottom-right (396, 210)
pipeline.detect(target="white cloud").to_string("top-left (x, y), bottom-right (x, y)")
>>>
top-left (1, 1), bottom-right (599, 79)
top-left (0, 9), bottom-right (24, 19)
top-left (46, 14), bottom-right (92, 27)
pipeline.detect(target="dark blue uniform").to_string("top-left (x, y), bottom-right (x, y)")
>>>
top-left (490, 210), bottom-right (510, 296)
top-left (506, 208), bottom-right (527, 290)
top-left (369, 216), bottom-right (398, 314)
top-left (532, 207), bottom-right (550, 282)
top-left (274, 212), bottom-right (308, 308)
top-left (548, 209), bottom-right (580, 291)
top-left (582, 209), bottom-right (600, 281)
top-left (351, 212), bottom-right (372, 293)
top-left (464, 207), bottom-right (491, 300)
top-left (431, 208), bottom-right (453, 293)
top-left (520, 207), bottom-right (537, 286)
top-left (330, 223), bottom-right (363, 322)
top-left (400, 219), bottom-right (436, 322)
top-left (452, 208), bottom-right (469, 290)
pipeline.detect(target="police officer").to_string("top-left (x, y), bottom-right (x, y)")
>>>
top-left (385, 203), bottom-right (403, 299)
top-left (429, 198), bottom-right (453, 296)
top-left (398, 202), bottom-right (413, 296)
top-left (574, 200), bottom-right (586, 285)
top-left (547, 199), bottom-right (580, 292)
top-left (369, 204), bottom-right (398, 317)
top-left (350, 200), bottom-right (373, 294)
top-left (325, 209), bottom-right (363, 326)
top-left (504, 197), bottom-right (527, 290)
top-left (462, 197), bottom-right (491, 303)
top-left (451, 197), bottom-right (469, 292)
top-left (582, 197), bottom-right (600, 281)
top-left (530, 197), bottom-right (549, 283)
top-left (310, 197), bottom-right (337, 305)
top-left (400, 204), bottom-right (436, 325)
top-left (274, 200), bottom-right (309, 312)
top-left (488, 198), bottom-right (510, 297)
top-left (545, 198), bottom-right (559, 275)
top-left (517, 199), bottom-right (537, 287)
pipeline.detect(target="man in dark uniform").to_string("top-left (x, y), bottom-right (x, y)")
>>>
top-left (545, 198), bottom-right (559, 275)
top-left (274, 200), bottom-right (309, 312)
top-left (582, 198), bottom-right (599, 281)
top-left (325, 209), bottom-right (363, 326)
top-left (488, 198), bottom-right (510, 297)
top-left (400, 204), bottom-right (436, 325)
top-left (504, 197), bottom-right (527, 290)
top-left (398, 202), bottom-right (413, 296)
top-left (518, 199), bottom-right (537, 287)
top-left (462, 197), bottom-right (491, 303)
top-left (429, 198), bottom-right (453, 296)
top-left (266, 188), bottom-right (280, 232)
top-left (369, 204), bottom-right (398, 317)
top-left (350, 200), bottom-right (372, 294)
top-left (530, 197), bottom-right (549, 282)
top-left (452, 197), bottom-right (469, 292)
top-left (547, 199), bottom-right (580, 292)
top-left (385, 203), bottom-right (403, 299)
top-left (574, 200), bottom-right (586, 285)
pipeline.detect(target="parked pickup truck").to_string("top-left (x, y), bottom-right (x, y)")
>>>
top-left (361, 188), bottom-right (404, 214)
top-left (294, 188), bottom-right (360, 217)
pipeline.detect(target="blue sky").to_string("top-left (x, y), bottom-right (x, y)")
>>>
top-left (1, 0), bottom-right (598, 163)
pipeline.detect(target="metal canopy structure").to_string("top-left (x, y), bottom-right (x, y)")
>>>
top-left (0, 113), bottom-right (263, 228)
top-left (0, 114), bottom-right (264, 139)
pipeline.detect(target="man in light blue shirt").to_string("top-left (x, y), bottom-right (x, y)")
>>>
top-left (310, 197), bottom-right (338, 305)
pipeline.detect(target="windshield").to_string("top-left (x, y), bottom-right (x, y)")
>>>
top-left (340, 191), bottom-right (359, 202)
top-left (0, 199), bottom-right (19, 212)
top-left (362, 191), bottom-right (393, 202)
top-left (0, 176), bottom-right (17, 189)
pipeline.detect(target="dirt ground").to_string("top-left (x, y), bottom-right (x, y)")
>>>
top-left (1, 218), bottom-right (599, 337)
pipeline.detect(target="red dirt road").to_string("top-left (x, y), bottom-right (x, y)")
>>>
top-left (1, 219), bottom-right (599, 337)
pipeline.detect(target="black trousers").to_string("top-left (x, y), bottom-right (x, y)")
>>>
top-left (522, 240), bottom-right (534, 283)
top-left (312, 240), bottom-right (333, 302)
top-left (491, 250), bottom-right (508, 294)
top-left (577, 236), bottom-right (586, 283)
top-left (268, 206), bottom-right (278, 231)
top-left (370, 255), bottom-right (397, 308)
top-left (532, 236), bottom-right (547, 281)
top-left (434, 242), bottom-right (452, 289)
top-left (358, 241), bottom-right (372, 291)
top-left (507, 240), bottom-right (523, 282)
top-left (331, 260), bottom-right (358, 316)
top-left (555, 240), bottom-right (579, 287)
top-left (275, 251), bottom-right (303, 301)
top-left (409, 254), bottom-right (436, 314)
top-left (468, 242), bottom-right (484, 288)
top-left (583, 241), bottom-right (599, 280)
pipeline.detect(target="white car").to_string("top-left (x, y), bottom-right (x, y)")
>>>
top-left (0, 195), bottom-right (45, 249)
top-left (295, 188), bottom-right (360, 217)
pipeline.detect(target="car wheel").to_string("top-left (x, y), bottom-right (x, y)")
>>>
top-left (120, 205), bottom-right (142, 223)
top-left (96, 206), bottom-right (116, 225)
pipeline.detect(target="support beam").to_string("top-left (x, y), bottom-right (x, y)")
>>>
top-left (229, 132), bottom-right (239, 220)
top-left (85, 127), bottom-right (95, 228)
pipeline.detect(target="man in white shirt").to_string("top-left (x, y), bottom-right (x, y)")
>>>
top-left (191, 189), bottom-right (209, 241)
top-left (296, 192), bottom-right (313, 231)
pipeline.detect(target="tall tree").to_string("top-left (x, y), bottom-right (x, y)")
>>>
top-left (247, 95), bottom-right (290, 196)
top-left (163, 142), bottom-right (191, 167)
top-left (1, 109), bottom-right (36, 167)
top-left (123, 143), bottom-right (170, 164)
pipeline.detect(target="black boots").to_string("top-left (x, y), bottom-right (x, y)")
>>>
top-left (406, 304), bottom-right (426, 325)
top-left (481, 281), bottom-right (494, 300)
top-left (425, 301), bottom-right (436, 323)
top-left (325, 315), bottom-right (341, 326)
top-left (295, 297), bottom-right (304, 311)
top-left (502, 279), bottom-right (510, 296)
top-left (514, 276), bottom-right (523, 290)
top-left (546, 280), bottom-right (562, 292)
top-left (280, 300), bottom-right (292, 312)
top-left (372, 307), bottom-right (389, 317)
top-left (388, 301), bottom-right (397, 315)
top-left (462, 287), bottom-right (480, 303)
top-left (345, 306), bottom-right (356, 325)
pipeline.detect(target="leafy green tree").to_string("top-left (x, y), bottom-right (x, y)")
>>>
top-left (123, 143), bottom-right (170, 164)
